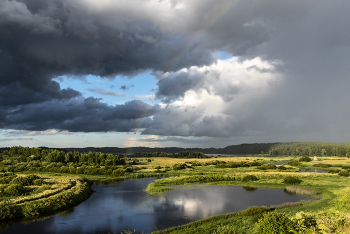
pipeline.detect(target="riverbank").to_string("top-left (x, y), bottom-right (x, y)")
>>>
top-left (0, 173), bottom-right (93, 221)
top-left (2, 155), bottom-right (350, 233)
top-left (146, 172), bottom-right (350, 233)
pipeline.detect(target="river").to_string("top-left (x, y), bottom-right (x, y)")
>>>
top-left (0, 177), bottom-right (313, 234)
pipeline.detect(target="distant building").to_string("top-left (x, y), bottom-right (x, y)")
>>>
top-left (314, 156), bottom-right (317, 161)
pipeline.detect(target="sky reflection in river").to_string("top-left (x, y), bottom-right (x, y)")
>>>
top-left (0, 177), bottom-right (312, 234)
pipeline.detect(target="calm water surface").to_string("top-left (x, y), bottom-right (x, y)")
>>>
top-left (0, 177), bottom-right (312, 234)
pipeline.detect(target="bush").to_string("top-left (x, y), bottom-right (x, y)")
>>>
top-left (86, 168), bottom-right (101, 175)
top-left (299, 156), bottom-right (311, 162)
top-left (0, 203), bottom-right (18, 221)
top-left (111, 169), bottom-right (124, 176)
top-left (257, 213), bottom-right (296, 234)
top-left (0, 175), bottom-right (16, 184)
top-left (241, 206), bottom-right (268, 216)
top-left (212, 225), bottom-right (236, 234)
top-left (104, 169), bottom-right (113, 175)
top-left (173, 163), bottom-right (187, 171)
top-left (10, 176), bottom-right (32, 186)
top-left (242, 175), bottom-right (259, 182)
top-left (0, 172), bottom-right (15, 178)
top-left (257, 164), bottom-right (277, 170)
top-left (278, 166), bottom-right (287, 170)
top-left (26, 174), bottom-right (40, 181)
top-left (124, 167), bottom-right (134, 173)
top-left (4, 184), bottom-right (24, 195)
top-left (338, 170), bottom-right (349, 177)
top-left (328, 169), bottom-right (341, 174)
top-left (76, 168), bottom-right (84, 174)
top-left (313, 163), bottom-right (333, 168)
top-left (33, 179), bottom-right (45, 186)
top-left (287, 161), bottom-right (301, 166)
top-left (33, 185), bottom-right (51, 194)
top-left (283, 176), bottom-right (302, 184)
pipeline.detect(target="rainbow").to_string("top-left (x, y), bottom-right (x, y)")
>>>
top-left (123, 1), bottom-right (242, 152)
top-left (167, 0), bottom-right (242, 72)
top-left (123, 105), bottom-right (152, 155)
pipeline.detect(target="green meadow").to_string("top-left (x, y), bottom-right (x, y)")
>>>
top-left (2, 146), bottom-right (350, 233)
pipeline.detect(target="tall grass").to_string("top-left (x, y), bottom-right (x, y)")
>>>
top-left (285, 186), bottom-right (321, 196)
top-left (0, 174), bottom-right (93, 221)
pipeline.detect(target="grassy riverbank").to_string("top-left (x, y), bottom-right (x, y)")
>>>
top-left (0, 173), bottom-right (93, 221)
top-left (2, 153), bottom-right (350, 233)
top-left (144, 165), bottom-right (350, 233)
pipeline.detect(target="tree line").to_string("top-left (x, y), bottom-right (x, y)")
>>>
top-left (268, 142), bottom-right (350, 157)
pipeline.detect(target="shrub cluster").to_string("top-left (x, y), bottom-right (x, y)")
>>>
top-left (215, 161), bottom-right (262, 168)
top-left (338, 170), bottom-right (349, 177)
top-left (257, 213), bottom-right (296, 233)
top-left (328, 169), bottom-right (341, 174)
top-left (173, 163), bottom-right (189, 171)
top-left (240, 206), bottom-right (268, 216)
top-left (33, 179), bottom-right (45, 186)
top-left (299, 156), bottom-right (312, 162)
top-left (287, 161), bottom-right (301, 166)
top-left (283, 176), bottom-right (302, 184)
top-left (256, 164), bottom-right (277, 170)
top-left (134, 151), bottom-right (210, 158)
top-left (0, 175), bottom-right (17, 184)
top-left (9, 174), bottom-right (44, 187)
top-left (278, 165), bottom-right (287, 170)
top-left (242, 175), bottom-right (259, 182)
top-left (4, 184), bottom-right (24, 195)
top-left (10, 176), bottom-right (32, 186)
top-left (313, 163), bottom-right (333, 168)
top-left (111, 169), bottom-right (124, 176)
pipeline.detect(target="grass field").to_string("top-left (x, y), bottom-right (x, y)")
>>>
top-left (2, 155), bottom-right (350, 233)
top-left (138, 156), bottom-right (350, 234)
top-left (0, 173), bottom-right (93, 221)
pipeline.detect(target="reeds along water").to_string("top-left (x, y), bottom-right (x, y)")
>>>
top-left (285, 186), bottom-right (320, 195)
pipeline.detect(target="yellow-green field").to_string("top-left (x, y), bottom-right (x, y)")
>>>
top-left (2, 155), bottom-right (350, 233)
top-left (0, 173), bottom-right (92, 221)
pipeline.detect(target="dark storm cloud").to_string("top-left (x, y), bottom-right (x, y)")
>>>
top-left (141, 136), bottom-right (205, 144)
top-left (155, 70), bottom-right (204, 103)
top-left (2, 0), bottom-right (350, 141)
top-left (0, 0), bottom-right (215, 132)
top-left (145, 0), bottom-right (350, 141)
top-left (0, 82), bottom-right (80, 106)
top-left (4, 98), bottom-right (159, 132)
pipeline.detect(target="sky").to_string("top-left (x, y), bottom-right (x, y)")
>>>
top-left (1, 0), bottom-right (350, 148)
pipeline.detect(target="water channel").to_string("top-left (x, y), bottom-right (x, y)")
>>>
top-left (0, 177), bottom-right (313, 234)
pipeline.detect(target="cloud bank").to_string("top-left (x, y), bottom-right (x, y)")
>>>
top-left (1, 0), bottom-right (350, 144)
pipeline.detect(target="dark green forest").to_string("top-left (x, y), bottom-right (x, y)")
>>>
top-left (0, 146), bottom-right (209, 176)
top-left (268, 142), bottom-right (350, 157)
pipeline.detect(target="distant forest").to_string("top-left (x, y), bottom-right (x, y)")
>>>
top-left (1, 142), bottom-right (350, 157)
top-left (36, 143), bottom-right (278, 155)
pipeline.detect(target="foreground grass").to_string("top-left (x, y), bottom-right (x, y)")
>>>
top-left (0, 173), bottom-right (93, 221)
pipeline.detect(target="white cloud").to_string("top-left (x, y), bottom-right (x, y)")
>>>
top-left (145, 57), bottom-right (281, 137)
